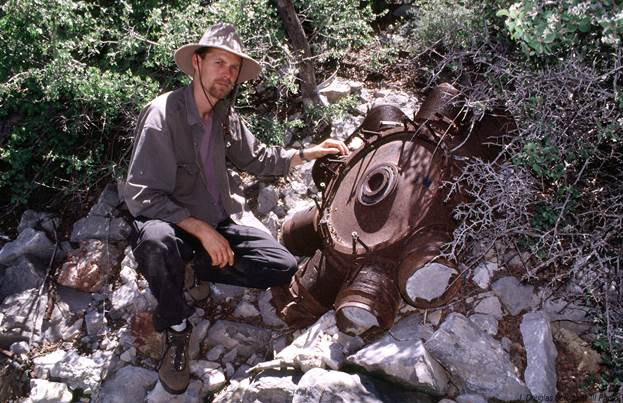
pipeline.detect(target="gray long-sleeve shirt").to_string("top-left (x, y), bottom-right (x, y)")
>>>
top-left (123, 84), bottom-right (296, 226)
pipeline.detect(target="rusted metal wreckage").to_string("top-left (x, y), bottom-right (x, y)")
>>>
top-left (271, 83), bottom-right (517, 336)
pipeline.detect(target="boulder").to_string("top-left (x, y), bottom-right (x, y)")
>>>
top-left (17, 210), bottom-right (60, 236)
top-left (347, 338), bottom-right (448, 395)
top-left (472, 261), bottom-right (500, 289)
top-left (473, 295), bottom-right (503, 319)
top-left (213, 370), bottom-right (301, 403)
top-left (492, 277), bottom-right (535, 316)
top-left (190, 361), bottom-right (226, 393)
top-left (0, 258), bottom-right (45, 301)
top-left (257, 185), bottom-right (279, 215)
top-left (56, 240), bottom-right (121, 293)
top-left (520, 311), bottom-right (557, 401)
top-left (99, 365), bottom-right (158, 403)
top-left (205, 320), bottom-right (272, 361)
top-left (292, 367), bottom-right (383, 403)
top-left (275, 311), bottom-right (364, 371)
top-left (0, 228), bottom-right (57, 267)
top-left (147, 379), bottom-right (204, 402)
top-left (70, 215), bottom-right (130, 243)
top-left (425, 313), bottom-right (529, 401)
top-left (0, 288), bottom-right (47, 347)
top-left (468, 313), bottom-right (498, 336)
top-left (24, 379), bottom-right (72, 403)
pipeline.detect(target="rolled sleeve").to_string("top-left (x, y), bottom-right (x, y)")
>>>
top-left (124, 125), bottom-right (190, 224)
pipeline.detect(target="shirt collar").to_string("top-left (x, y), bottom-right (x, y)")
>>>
top-left (184, 83), bottom-right (229, 127)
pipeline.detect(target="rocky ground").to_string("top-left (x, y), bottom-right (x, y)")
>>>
top-left (0, 80), bottom-right (606, 402)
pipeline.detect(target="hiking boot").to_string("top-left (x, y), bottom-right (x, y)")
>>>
top-left (158, 323), bottom-right (192, 395)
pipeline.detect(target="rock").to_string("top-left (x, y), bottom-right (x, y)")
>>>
top-left (468, 313), bottom-right (498, 336)
top-left (472, 261), bottom-right (501, 289)
top-left (541, 295), bottom-right (591, 334)
top-left (147, 379), bottom-right (204, 402)
top-left (209, 283), bottom-right (247, 304)
top-left (386, 313), bottom-right (434, 342)
top-left (520, 311), bottom-right (557, 401)
top-left (0, 228), bottom-right (57, 267)
top-left (275, 311), bottom-right (364, 371)
top-left (213, 370), bottom-right (301, 403)
top-left (0, 288), bottom-right (47, 346)
top-left (404, 262), bottom-right (459, 303)
top-left (190, 361), bottom-right (226, 393)
top-left (41, 298), bottom-right (83, 343)
top-left (0, 258), bottom-right (45, 301)
top-left (552, 325), bottom-right (601, 374)
top-left (231, 210), bottom-right (272, 236)
top-left (9, 341), bottom-right (29, 356)
top-left (85, 309), bottom-right (107, 337)
top-left (48, 350), bottom-right (113, 392)
top-left (55, 285), bottom-right (93, 314)
top-left (17, 210), bottom-right (60, 236)
top-left (232, 301), bottom-right (260, 319)
top-left (205, 320), bottom-right (272, 361)
top-left (492, 277), bottom-right (535, 316)
top-left (473, 295), bottom-right (503, 319)
top-left (456, 394), bottom-right (488, 403)
top-left (120, 347), bottom-right (136, 362)
top-left (319, 78), bottom-right (352, 103)
top-left (425, 313), bottom-right (529, 401)
top-left (99, 365), bottom-right (158, 403)
top-left (259, 290), bottom-right (287, 328)
top-left (260, 211), bottom-right (280, 240)
top-left (32, 349), bottom-right (68, 378)
top-left (24, 379), bottom-right (72, 403)
top-left (426, 310), bottom-right (443, 327)
top-left (110, 281), bottom-right (155, 319)
top-left (257, 185), bottom-right (279, 215)
top-left (70, 215), bottom-right (130, 243)
top-left (347, 337), bottom-right (449, 395)
top-left (130, 311), bottom-right (162, 359)
top-left (189, 319), bottom-right (210, 360)
top-left (206, 345), bottom-right (225, 361)
top-left (96, 182), bottom-right (123, 209)
top-left (56, 240), bottom-right (121, 293)
top-left (293, 367), bottom-right (384, 403)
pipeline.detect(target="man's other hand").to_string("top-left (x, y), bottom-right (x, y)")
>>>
top-left (177, 217), bottom-right (234, 268)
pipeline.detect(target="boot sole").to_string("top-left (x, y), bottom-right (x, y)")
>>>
top-left (159, 377), bottom-right (189, 395)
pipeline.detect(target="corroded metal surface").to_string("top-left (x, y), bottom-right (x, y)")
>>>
top-left (273, 83), bottom-right (517, 336)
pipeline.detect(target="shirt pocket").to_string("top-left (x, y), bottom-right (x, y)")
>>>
top-left (175, 162), bottom-right (199, 197)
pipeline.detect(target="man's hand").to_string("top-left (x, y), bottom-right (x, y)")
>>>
top-left (292, 138), bottom-right (349, 167)
top-left (177, 217), bottom-right (234, 268)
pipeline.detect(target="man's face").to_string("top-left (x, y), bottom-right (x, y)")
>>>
top-left (193, 48), bottom-right (242, 101)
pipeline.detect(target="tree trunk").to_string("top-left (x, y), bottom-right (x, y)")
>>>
top-left (274, 0), bottom-right (322, 108)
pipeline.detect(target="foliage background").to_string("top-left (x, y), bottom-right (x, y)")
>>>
top-left (0, 0), bottom-right (377, 213)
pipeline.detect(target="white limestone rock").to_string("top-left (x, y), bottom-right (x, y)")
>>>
top-left (24, 379), bottom-right (72, 403)
top-left (520, 311), bottom-right (557, 401)
top-left (275, 311), bottom-right (364, 372)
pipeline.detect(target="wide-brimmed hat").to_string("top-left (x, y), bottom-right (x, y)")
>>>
top-left (174, 23), bottom-right (261, 84)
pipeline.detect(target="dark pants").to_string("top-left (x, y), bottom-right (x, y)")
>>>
top-left (129, 217), bottom-right (297, 332)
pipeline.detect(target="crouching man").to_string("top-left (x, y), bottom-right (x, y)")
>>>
top-left (123, 22), bottom-right (348, 394)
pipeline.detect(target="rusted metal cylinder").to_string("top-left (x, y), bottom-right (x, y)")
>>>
top-left (360, 104), bottom-right (409, 135)
top-left (281, 205), bottom-right (321, 257)
top-left (271, 250), bottom-right (347, 328)
top-left (334, 259), bottom-right (400, 336)
top-left (397, 226), bottom-right (462, 308)
top-left (318, 128), bottom-right (448, 261)
top-left (414, 83), bottom-right (467, 137)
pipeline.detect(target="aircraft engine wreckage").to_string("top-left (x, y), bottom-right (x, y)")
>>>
top-left (271, 83), bottom-right (517, 336)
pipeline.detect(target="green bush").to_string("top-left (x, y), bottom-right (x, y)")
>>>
top-left (496, 0), bottom-right (623, 58)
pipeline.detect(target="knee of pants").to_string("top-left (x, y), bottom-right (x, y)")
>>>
top-left (132, 220), bottom-right (179, 270)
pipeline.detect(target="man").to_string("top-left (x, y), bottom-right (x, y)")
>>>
top-left (123, 23), bottom-right (348, 394)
